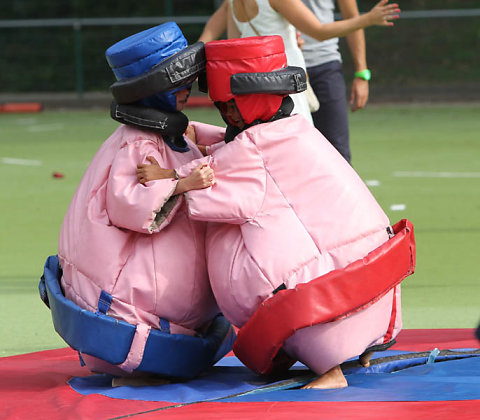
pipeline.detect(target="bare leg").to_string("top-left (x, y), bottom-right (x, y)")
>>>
top-left (301, 365), bottom-right (348, 390)
top-left (359, 351), bottom-right (374, 367)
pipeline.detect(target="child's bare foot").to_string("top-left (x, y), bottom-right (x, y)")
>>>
top-left (359, 351), bottom-right (374, 367)
top-left (301, 365), bottom-right (348, 389)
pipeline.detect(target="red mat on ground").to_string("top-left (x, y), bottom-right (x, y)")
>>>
top-left (1, 329), bottom-right (478, 420)
top-left (391, 328), bottom-right (479, 352)
top-left (0, 102), bottom-right (42, 113)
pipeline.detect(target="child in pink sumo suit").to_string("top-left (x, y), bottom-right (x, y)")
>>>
top-left (137, 35), bottom-right (404, 389)
top-left (58, 23), bottom-right (223, 377)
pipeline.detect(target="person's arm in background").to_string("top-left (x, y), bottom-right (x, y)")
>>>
top-left (269, 0), bottom-right (399, 41)
top-left (198, 0), bottom-right (228, 42)
top-left (338, 0), bottom-right (369, 112)
top-left (198, 0), bottom-right (241, 42)
top-left (226, 1), bottom-right (241, 38)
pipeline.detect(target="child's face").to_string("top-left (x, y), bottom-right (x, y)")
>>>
top-left (175, 88), bottom-right (190, 111)
top-left (219, 100), bottom-right (245, 129)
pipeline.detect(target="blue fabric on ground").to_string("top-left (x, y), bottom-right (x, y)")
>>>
top-left (69, 365), bottom-right (274, 403)
top-left (69, 351), bottom-right (480, 403)
top-left (223, 356), bottom-right (480, 403)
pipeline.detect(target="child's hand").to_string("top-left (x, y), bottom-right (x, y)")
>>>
top-left (177, 163), bottom-right (215, 193)
top-left (136, 156), bottom-right (175, 184)
top-left (185, 124), bottom-right (197, 143)
top-left (185, 125), bottom-right (208, 156)
top-left (296, 31), bottom-right (305, 50)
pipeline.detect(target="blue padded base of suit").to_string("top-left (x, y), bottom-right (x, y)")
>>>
top-left (40, 255), bottom-right (235, 379)
top-left (69, 350), bottom-right (480, 403)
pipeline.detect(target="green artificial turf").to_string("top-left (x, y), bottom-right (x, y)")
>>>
top-left (0, 103), bottom-right (479, 357)
top-left (350, 104), bottom-right (480, 330)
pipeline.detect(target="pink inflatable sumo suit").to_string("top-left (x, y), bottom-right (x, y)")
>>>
top-left (56, 23), bottom-right (225, 375)
top-left (176, 36), bottom-right (405, 377)
top-left (58, 124), bottom-right (220, 373)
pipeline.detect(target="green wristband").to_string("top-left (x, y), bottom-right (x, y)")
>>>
top-left (354, 69), bottom-right (371, 81)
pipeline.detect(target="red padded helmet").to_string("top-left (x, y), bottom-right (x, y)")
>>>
top-left (205, 36), bottom-right (288, 125)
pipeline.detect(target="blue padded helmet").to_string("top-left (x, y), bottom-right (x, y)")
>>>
top-left (106, 22), bottom-right (189, 112)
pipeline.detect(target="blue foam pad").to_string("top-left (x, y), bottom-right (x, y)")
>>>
top-left (105, 22), bottom-right (189, 111)
top-left (69, 365), bottom-right (273, 403)
top-left (42, 255), bottom-right (135, 365)
top-left (224, 355), bottom-right (480, 403)
top-left (106, 22), bottom-right (187, 80)
top-left (41, 255), bottom-right (235, 378)
top-left (69, 351), bottom-right (480, 403)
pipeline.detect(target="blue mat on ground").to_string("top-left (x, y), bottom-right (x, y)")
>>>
top-left (69, 350), bottom-right (480, 403)
top-left (69, 365), bottom-right (272, 403)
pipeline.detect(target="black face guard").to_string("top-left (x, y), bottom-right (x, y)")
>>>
top-left (200, 66), bottom-right (306, 96)
top-left (110, 42), bottom-right (206, 105)
top-left (230, 66), bottom-right (307, 95)
top-left (110, 101), bottom-right (188, 137)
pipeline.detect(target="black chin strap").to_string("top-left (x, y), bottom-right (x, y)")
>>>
top-left (223, 96), bottom-right (294, 143)
top-left (110, 101), bottom-right (190, 152)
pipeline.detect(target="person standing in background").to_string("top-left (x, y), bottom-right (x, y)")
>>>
top-left (199, 0), bottom-right (400, 129)
top-left (301, 0), bottom-right (373, 163)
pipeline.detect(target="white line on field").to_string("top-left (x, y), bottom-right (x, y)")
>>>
top-left (27, 123), bottom-right (64, 132)
top-left (390, 204), bottom-right (406, 211)
top-left (365, 179), bottom-right (380, 187)
top-left (1, 157), bottom-right (42, 166)
top-left (16, 118), bottom-right (38, 125)
top-left (393, 171), bottom-right (480, 178)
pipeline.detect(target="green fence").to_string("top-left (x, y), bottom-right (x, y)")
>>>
top-left (0, 8), bottom-right (479, 101)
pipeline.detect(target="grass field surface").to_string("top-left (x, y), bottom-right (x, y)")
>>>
top-left (1, 104), bottom-right (479, 357)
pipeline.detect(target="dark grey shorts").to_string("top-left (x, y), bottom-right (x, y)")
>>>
top-left (307, 60), bottom-right (350, 163)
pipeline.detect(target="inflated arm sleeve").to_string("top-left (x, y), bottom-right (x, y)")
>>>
top-left (175, 155), bottom-right (213, 180)
top-left (189, 121), bottom-right (226, 146)
top-left (106, 141), bottom-right (182, 233)
top-left (184, 133), bottom-right (266, 224)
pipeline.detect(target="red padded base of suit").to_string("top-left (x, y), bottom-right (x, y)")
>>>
top-left (234, 219), bottom-right (416, 375)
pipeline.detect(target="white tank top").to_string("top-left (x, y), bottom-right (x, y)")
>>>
top-left (229, 0), bottom-right (313, 124)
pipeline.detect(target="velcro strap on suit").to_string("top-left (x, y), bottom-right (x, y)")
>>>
top-left (40, 255), bottom-right (235, 378)
top-left (111, 41), bottom-right (206, 104)
top-left (233, 219), bottom-right (416, 376)
top-left (117, 323), bottom-right (151, 373)
top-left (230, 67), bottom-right (307, 95)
